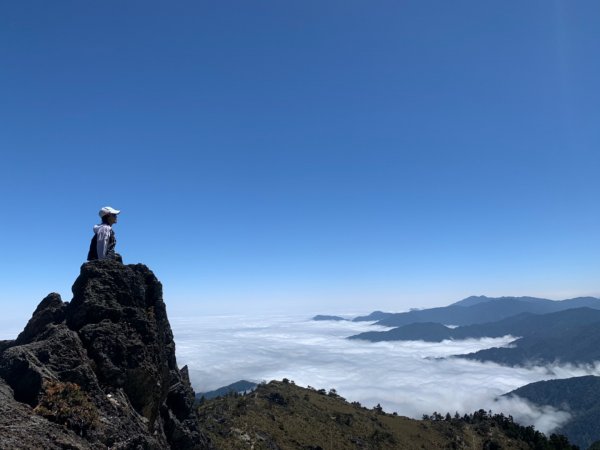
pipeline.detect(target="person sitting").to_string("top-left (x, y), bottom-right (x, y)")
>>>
top-left (87, 206), bottom-right (122, 262)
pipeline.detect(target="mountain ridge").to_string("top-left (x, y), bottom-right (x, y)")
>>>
top-left (196, 380), bottom-right (257, 401)
top-left (331, 296), bottom-right (600, 327)
top-left (349, 307), bottom-right (600, 368)
top-left (349, 307), bottom-right (600, 343)
top-left (506, 376), bottom-right (600, 449)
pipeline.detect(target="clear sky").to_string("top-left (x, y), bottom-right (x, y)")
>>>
top-left (1, 1), bottom-right (599, 323)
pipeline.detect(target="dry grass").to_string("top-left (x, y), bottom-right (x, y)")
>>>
top-left (197, 380), bottom-right (533, 450)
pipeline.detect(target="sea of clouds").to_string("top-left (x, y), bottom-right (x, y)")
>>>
top-left (174, 314), bottom-right (599, 434)
top-left (2, 305), bottom-right (596, 435)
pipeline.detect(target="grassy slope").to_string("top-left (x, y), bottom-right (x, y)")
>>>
top-left (197, 380), bottom-right (535, 450)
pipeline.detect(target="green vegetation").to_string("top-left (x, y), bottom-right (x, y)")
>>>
top-left (424, 409), bottom-right (576, 450)
top-left (197, 380), bottom-right (577, 449)
top-left (508, 376), bottom-right (600, 449)
top-left (33, 380), bottom-right (99, 436)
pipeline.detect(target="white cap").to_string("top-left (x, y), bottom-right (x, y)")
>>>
top-left (99, 206), bottom-right (121, 217)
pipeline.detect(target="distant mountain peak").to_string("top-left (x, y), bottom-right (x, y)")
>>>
top-left (451, 296), bottom-right (492, 307)
top-left (451, 295), bottom-right (556, 307)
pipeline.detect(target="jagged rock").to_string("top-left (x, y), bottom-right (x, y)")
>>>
top-left (0, 259), bottom-right (211, 450)
top-left (0, 323), bottom-right (98, 406)
top-left (163, 365), bottom-right (207, 448)
top-left (15, 292), bottom-right (67, 345)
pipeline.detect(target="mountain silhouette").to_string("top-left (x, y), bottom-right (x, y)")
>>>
top-left (506, 376), bottom-right (600, 449)
top-left (350, 307), bottom-right (600, 367)
top-left (347, 296), bottom-right (600, 327)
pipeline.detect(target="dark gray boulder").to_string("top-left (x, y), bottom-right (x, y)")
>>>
top-left (0, 259), bottom-right (211, 449)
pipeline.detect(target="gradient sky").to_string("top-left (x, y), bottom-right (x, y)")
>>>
top-left (1, 1), bottom-right (599, 324)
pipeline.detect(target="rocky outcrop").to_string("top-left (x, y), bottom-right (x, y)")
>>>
top-left (0, 377), bottom-right (92, 450)
top-left (0, 260), bottom-right (211, 450)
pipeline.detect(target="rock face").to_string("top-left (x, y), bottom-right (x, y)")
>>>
top-left (0, 260), bottom-right (211, 449)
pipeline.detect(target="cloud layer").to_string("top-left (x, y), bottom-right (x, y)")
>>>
top-left (172, 314), bottom-right (600, 434)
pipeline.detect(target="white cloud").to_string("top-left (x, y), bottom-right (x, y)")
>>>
top-left (172, 314), bottom-right (599, 435)
top-left (493, 396), bottom-right (572, 435)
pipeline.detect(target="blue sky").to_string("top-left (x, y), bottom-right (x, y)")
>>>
top-left (1, 1), bottom-right (599, 323)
